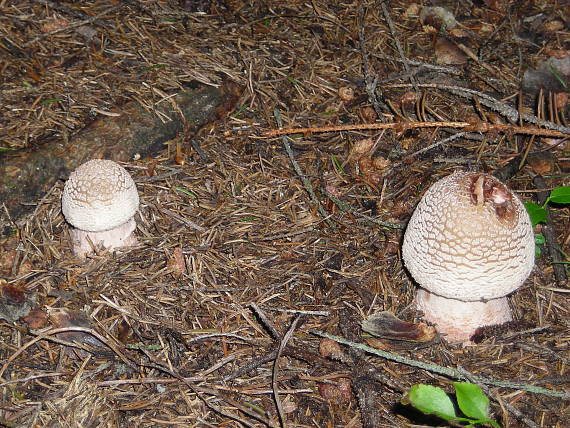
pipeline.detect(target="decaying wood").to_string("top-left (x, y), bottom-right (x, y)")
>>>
top-left (0, 83), bottom-right (238, 236)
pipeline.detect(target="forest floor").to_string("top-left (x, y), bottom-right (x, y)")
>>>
top-left (0, 1), bottom-right (569, 427)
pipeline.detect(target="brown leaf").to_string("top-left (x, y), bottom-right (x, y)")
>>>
top-left (21, 309), bottom-right (49, 329)
top-left (361, 311), bottom-right (437, 342)
top-left (0, 280), bottom-right (35, 322)
top-left (167, 247), bottom-right (187, 277)
top-left (48, 309), bottom-right (105, 348)
top-left (318, 378), bottom-right (352, 405)
top-left (434, 37), bottom-right (468, 65)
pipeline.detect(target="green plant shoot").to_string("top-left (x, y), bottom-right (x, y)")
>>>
top-left (402, 382), bottom-right (501, 427)
top-left (524, 186), bottom-right (570, 258)
top-left (525, 186), bottom-right (570, 227)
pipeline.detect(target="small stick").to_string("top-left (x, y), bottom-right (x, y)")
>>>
top-left (380, 2), bottom-right (418, 93)
top-left (23, 4), bottom-right (122, 48)
top-left (531, 174), bottom-right (568, 284)
top-left (273, 109), bottom-right (334, 227)
top-left (273, 315), bottom-right (301, 428)
top-left (358, 7), bottom-right (389, 117)
top-left (261, 120), bottom-right (570, 138)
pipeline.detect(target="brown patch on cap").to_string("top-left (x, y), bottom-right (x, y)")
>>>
top-left (469, 174), bottom-right (516, 226)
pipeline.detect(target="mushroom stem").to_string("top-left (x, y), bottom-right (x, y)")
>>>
top-left (415, 289), bottom-right (512, 342)
top-left (69, 218), bottom-right (138, 259)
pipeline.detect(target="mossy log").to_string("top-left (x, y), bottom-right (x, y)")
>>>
top-left (0, 83), bottom-right (239, 236)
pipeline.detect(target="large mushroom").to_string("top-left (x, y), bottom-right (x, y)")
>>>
top-left (62, 159), bottom-right (140, 259)
top-left (402, 171), bottom-right (535, 342)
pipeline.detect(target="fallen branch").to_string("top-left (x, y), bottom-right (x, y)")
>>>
top-left (310, 330), bottom-right (570, 399)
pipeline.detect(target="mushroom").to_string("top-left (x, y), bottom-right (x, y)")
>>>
top-left (401, 171), bottom-right (535, 342)
top-left (62, 159), bottom-right (139, 259)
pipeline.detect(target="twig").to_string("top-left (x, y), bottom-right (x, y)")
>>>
top-left (371, 53), bottom-right (462, 76)
top-left (323, 188), bottom-right (403, 229)
top-left (338, 308), bottom-right (388, 428)
top-left (134, 346), bottom-right (278, 427)
top-left (358, 7), bottom-right (388, 118)
top-left (156, 206), bottom-right (206, 233)
top-left (0, 326), bottom-right (136, 381)
top-left (250, 303), bottom-right (281, 341)
top-left (261, 120), bottom-right (570, 138)
top-left (0, 372), bottom-right (69, 387)
top-left (387, 131), bottom-right (469, 174)
top-left (273, 315), bottom-right (301, 428)
top-left (310, 330), bottom-right (570, 399)
top-left (380, 2), bottom-right (418, 93)
top-left (251, 227), bottom-right (314, 242)
top-left (260, 307), bottom-right (329, 316)
top-left (273, 109), bottom-right (334, 227)
top-left (386, 83), bottom-right (570, 134)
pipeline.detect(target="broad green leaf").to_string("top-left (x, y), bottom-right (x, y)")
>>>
top-left (548, 186), bottom-right (570, 205)
top-left (524, 202), bottom-right (547, 227)
top-left (534, 234), bottom-right (545, 245)
top-left (404, 384), bottom-right (457, 420)
top-left (453, 382), bottom-right (490, 420)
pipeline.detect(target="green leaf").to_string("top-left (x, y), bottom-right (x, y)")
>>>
top-left (403, 384), bottom-right (457, 420)
top-left (453, 382), bottom-right (490, 420)
top-left (547, 186), bottom-right (570, 205)
top-left (534, 234), bottom-right (545, 245)
top-left (174, 187), bottom-right (197, 198)
top-left (331, 154), bottom-right (345, 175)
top-left (41, 98), bottom-right (64, 105)
top-left (524, 202), bottom-right (547, 227)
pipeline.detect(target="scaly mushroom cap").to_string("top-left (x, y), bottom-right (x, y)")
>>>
top-left (62, 159), bottom-right (139, 232)
top-left (402, 171), bottom-right (535, 302)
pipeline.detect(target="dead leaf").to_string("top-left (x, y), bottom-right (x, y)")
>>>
top-left (318, 378), bottom-right (352, 405)
top-left (167, 247), bottom-right (187, 277)
top-left (361, 311), bottom-right (437, 342)
top-left (434, 37), bottom-right (468, 65)
top-left (48, 309), bottom-right (105, 348)
top-left (0, 280), bottom-right (35, 322)
top-left (526, 152), bottom-right (555, 175)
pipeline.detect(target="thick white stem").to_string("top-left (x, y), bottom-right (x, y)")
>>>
top-left (415, 288), bottom-right (512, 343)
top-left (70, 217), bottom-right (137, 259)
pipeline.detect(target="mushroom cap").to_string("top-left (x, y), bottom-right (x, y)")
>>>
top-left (62, 159), bottom-right (139, 232)
top-left (402, 171), bottom-right (535, 301)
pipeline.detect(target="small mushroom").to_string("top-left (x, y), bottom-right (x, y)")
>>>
top-left (62, 159), bottom-right (139, 259)
top-left (402, 171), bottom-right (535, 342)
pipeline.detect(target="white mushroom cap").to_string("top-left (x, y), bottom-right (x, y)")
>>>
top-left (402, 171), bottom-right (534, 301)
top-left (402, 171), bottom-right (535, 341)
top-left (62, 159), bottom-right (139, 258)
top-left (62, 159), bottom-right (139, 232)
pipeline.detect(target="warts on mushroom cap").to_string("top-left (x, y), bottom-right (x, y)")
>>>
top-left (62, 159), bottom-right (140, 259)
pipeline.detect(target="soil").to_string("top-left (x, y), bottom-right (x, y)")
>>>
top-left (0, 1), bottom-right (569, 427)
